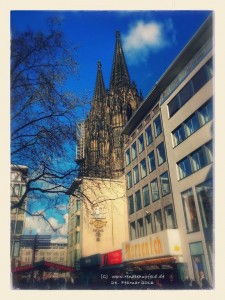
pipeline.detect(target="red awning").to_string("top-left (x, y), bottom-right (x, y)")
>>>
top-left (12, 260), bottom-right (76, 274)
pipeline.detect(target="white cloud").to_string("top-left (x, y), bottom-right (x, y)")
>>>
top-left (24, 213), bottom-right (68, 235)
top-left (123, 19), bottom-right (176, 64)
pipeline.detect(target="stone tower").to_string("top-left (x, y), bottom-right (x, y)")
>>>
top-left (82, 31), bottom-right (141, 179)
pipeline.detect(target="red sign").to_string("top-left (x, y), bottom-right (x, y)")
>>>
top-left (102, 250), bottom-right (122, 266)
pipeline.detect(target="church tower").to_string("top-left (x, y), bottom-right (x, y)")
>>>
top-left (82, 31), bottom-right (141, 179)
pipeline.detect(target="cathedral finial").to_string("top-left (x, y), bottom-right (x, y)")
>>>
top-left (98, 61), bottom-right (102, 70)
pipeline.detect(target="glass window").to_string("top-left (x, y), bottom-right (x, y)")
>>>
top-left (181, 188), bottom-right (200, 233)
top-left (135, 190), bottom-right (142, 211)
top-left (125, 149), bottom-right (131, 166)
top-left (145, 214), bottom-right (153, 235)
top-left (198, 100), bottom-right (213, 126)
top-left (172, 124), bottom-right (186, 147)
top-left (164, 205), bottom-right (176, 229)
top-left (131, 142), bottom-right (137, 160)
top-left (128, 195), bottom-right (135, 215)
top-left (157, 142), bottom-right (166, 165)
top-left (160, 171), bottom-right (171, 196)
top-left (145, 125), bottom-right (153, 146)
top-left (130, 222), bottom-right (136, 240)
top-left (142, 185), bottom-right (150, 206)
top-left (150, 179), bottom-right (160, 202)
top-left (138, 134), bottom-right (145, 153)
top-left (75, 215), bottom-right (80, 227)
top-left (75, 231), bottom-right (80, 244)
top-left (11, 220), bottom-right (16, 234)
top-left (153, 115), bottom-right (162, 137)
top-left (140, 158), bottom-right (147, 179)
top-left (189, 241), bottom-right (209, 283)
top-left (168, 95), bottom-right (180, 118)
top-left (154, 210), bottom-right (163, 232)
top-left (184, 113), bottom-right (200, 137)
top-left (196, 179), bottom-right (213, 230)
top-left (15, 220), bottom-right (23, 234)
top-left (192, 64), bottom-right (209, 94)
top-left (126, 171), bottom-right (133, 189)
top-left (205, 140), bottom-right (213, 164)
top-left (148, 150), bottom-right (156, 172)
top-left (21, 185), bottom-right (26, 196)
top-left (179, 80), bottom-right (194, 107)
top-left (177, 157), bottom-right (192, 179)
top-left (133, 165), bottom-right (140, 184)
top-left (137, 218), bottom-right (144, 238)
top-left (190, 147), bottom-right (207, 172)
top-left (13, 184), bottom-right (20, 196)
top-left (76, 200), bottom-right (80, 211)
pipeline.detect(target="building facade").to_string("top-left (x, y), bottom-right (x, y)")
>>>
top-left (11, 164), bottom-right (28, 268)
top-left (123, 15), bottom-right (213, 286)
top-left (81, 32), bottom-right (141, 179)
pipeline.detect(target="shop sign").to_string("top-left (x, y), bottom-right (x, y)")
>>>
top-left (102, 250), bottom-right (122, 266)
top-left (80, 254), bottom-right (102, 267)
top-left (122, 229), bottom-right (182, 262)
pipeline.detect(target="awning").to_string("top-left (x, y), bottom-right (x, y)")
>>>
top-left (125, 256), bottom-right (177, 267)
top-left (11, 260), bottom-right (76, 274)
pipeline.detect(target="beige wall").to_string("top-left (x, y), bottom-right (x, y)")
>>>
top-left (68, 176), bottom-right (129, 261)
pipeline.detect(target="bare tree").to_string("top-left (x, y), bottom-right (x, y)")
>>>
top-left (10, 19), bottom-right (89, 229)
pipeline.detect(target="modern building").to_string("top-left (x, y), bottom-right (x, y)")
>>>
top-left (10, 164), bottom-right (28, 268)
top-left (122, 15), bottom-right (213, 287)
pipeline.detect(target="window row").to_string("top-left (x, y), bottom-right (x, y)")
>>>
top-left (129, 205), bottom-right (176, 240)
top-left (172, 99), bottom-right (213, 147)
top-left (126, 143), bottom-right (167, 189)
top-left (11, 220), bottom-right (24, 235)
top-left (125, 115), bottom-right (162, 166)
top-left (182, 179), bottom-right (213, 233)
top-left (128, 171), bottom-right (171, 215)
top-left (168, 58), bottom-right (213, 118)
top-left (177, 140), bottom-right (213, 180)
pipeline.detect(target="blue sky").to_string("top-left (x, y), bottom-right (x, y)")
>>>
top-left (11, 10), bottom-right (212, 236)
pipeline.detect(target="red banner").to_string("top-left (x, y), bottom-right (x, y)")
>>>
top-left (102, 249), bottom-right (122, 266)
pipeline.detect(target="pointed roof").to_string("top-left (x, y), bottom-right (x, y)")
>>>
top-left (93, 61), bottom-right (106, 101)
top-left (110, 31), bottom-right (130, 91)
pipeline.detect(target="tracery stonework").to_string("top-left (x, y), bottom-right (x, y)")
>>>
top-left (80, 31), bottom-right (142, 179)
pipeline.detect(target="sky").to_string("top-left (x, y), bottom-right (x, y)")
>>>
top-left (10, 10), bottom-right (212, 237)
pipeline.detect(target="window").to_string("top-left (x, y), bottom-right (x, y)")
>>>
top-left (130, 221), bottom-right (136, 240)
top-left (11, 220), bottom-right (16, 234)
top-left (76, 200), bottom-right (80, 211)
top-left (157, 142), bottom-right (166, 165)
top-left (13, 184), bottom-right (20, 196)
top-left (198, 99), bottom-right (213, 126)
top-left (75, 231), bottom-right (80, 244)
top-left (138, 134), bottom-right (145, 153)
top-left (140, 159), bottom-right (147, 179)
top-left (196, 179), bottom-right (213, 230)
top-left (160, 171), bottom-right (171, 196)
top-left (184, 113), bottom-right (200, 137)
top-left (182, 188), bottom-right (199, 233)
top-left (21, 185), bottom-right (26, 196)
top-left (168, 59), bottom-right (213, 118)
top-left (126, 171), bottom-right (133, 189)
top-left (190, 147), bottom-right (207, 172)
top-left (154, 210), bottom-right (163, 232)
top-left (125, 149), bottom-right (131, 166)
top-left (15, 220), bottom-right (23, 234)
top-left (177, 157), bottom-right (192, 179)
top-left (150, 179), bottom-right (160, 202)
top-left (153, 115), bottom-right (162, 137)
top-left (145, 126), bottom-right (153, 146)
top-left (164, 205), bottom-right (176, 229)
top-left (137, 218), bottom-right (144, 238)
top-left (75, 215), bottom-right (80, 227)
top-left (148, 150), bottom-right (156, 172)
top-left (172, 124), bottom-right (186, 146)
top-left (189, 241), bottom-right (209, 282)
top-left (135, 190), bottom-right (142, 211)
top-left (205, 140), bottom-right (213, 163)
top-left (133, 165), bottom-right (140, 184)
top-left (145, 214), bottom-right (153, 235)
top-left (142, 185), bottom-right (150, 206)
top-left (131, 142), bottom-right (137, 160)
top-left (128, 195), bottom-right (135, 215)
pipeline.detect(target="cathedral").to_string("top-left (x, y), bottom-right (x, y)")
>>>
top-left (78, 31), bottom-right (142, 179)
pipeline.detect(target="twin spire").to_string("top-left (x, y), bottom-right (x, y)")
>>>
top-left (93, 31), bottom-right (131, 100)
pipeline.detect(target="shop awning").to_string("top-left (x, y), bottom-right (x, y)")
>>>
top-left (11, 260), bottom-right (76, 274)
top-left (126, 256), bottom-right (177, 267)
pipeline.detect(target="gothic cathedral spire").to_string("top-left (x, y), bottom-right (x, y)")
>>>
top-left (93, 61), bottom-right (106, 102)
top-left (110, 31), bottom-right (130, 91)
